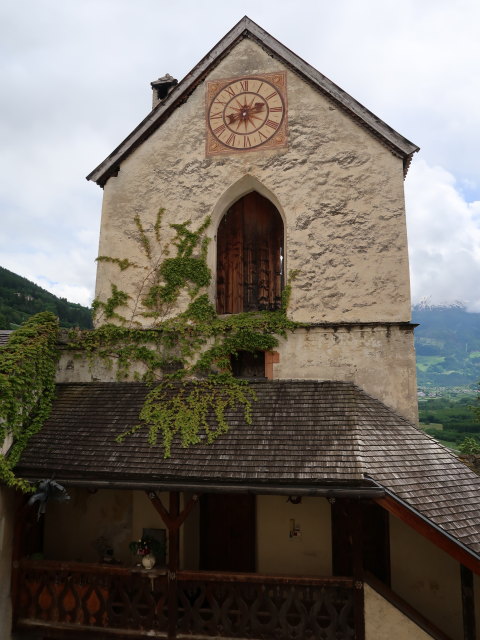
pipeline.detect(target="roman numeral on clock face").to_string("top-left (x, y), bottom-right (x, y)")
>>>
top-left (265, 119), bottom-right (279, 130)
top-left (213, 124), bottom-right (226, 136)
top-left (225, 133), bottom-right (236, 146)
top-left (240, 80), bottom-right (248, 91)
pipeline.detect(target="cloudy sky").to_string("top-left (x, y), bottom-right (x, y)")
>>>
top-left (1, 0), bottom-right (480, 311)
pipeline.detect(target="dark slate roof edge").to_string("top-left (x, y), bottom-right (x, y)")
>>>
top-left (86, 16), bottom-right (419, 187)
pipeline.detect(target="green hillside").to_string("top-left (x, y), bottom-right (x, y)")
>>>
top-left (413, 303), bottom-right (480, 449)
top-left (412, 303), bottom-right (480, 388)
top-left (0, 266), bottom-right (92, 329)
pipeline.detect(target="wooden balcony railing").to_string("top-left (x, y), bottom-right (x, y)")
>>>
top-left (14, 559), bottom-right (360, 639)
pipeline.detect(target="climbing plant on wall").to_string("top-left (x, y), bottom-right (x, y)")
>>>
top-left (0, 210), bottom-right (298, 489)
top-left (73, 208), bottom-right (299, 457)
top-left (0, 312), bottom-right (59, 490)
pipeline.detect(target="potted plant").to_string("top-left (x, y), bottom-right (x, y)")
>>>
top-left (129, 535), bottom-right (165, 569)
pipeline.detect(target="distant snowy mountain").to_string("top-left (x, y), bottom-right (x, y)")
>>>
top-left (415, 298), bottom-right (467, 311)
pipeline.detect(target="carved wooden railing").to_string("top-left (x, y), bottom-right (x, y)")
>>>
top-left (14, 559), bottom-right (168, 634)
top-left (176, 571), bottom-right (357, 639)
top-left (14, 560), bottom-right (359, 639)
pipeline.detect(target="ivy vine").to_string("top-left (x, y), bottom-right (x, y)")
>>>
top-left (0, 312), bottom-right (59, 490)
top-left (72, 208), bottom-right (300, 457)
top-left (0, 208), bottom-right (299, 487)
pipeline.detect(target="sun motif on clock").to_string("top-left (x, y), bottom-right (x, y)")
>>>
top-left (206, 72), bottom-right (287, 156)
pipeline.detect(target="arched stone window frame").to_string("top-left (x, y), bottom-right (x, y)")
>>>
top-left (209, 176), bottom-right (286, 314)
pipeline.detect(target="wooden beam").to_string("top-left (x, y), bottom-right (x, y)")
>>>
top-left (461, 565), bottom-right (477, 640)
top-left (365, 572), bottom-right (453, 640)
top-left (146, 490), bottom-right (173, 528)
top-left (351, 500), bottom-right (365, 640)
top-left (146, 490), bottom-right (200, 531)
top-left (168, 492), bottom-right (180, 573)
top-left (375, 496), bottom-right (480, 575)
top-left (168, 492), bottom-right (179, 640)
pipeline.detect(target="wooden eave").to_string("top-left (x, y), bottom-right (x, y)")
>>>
top-left (86, 16), bottom-right (419, 188)
top-left (15, 380), bottom-right (480, 568)
top-left (374, 488), bottom-right (480, 576)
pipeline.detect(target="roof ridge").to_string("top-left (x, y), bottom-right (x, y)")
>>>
top-left (86, 17), bottom-right (418, 187)
top-left (346, 386), bottom-right (369, 480)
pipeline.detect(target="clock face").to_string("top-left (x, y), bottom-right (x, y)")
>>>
top-left (206, 72), bottom-right (287, 156)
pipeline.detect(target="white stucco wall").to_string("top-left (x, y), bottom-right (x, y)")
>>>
top-left (256, 495), bottom-right (331, 576)
top-left (95, 37), bottom-right (411, 326)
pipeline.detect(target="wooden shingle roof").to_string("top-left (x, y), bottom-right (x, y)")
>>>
top-left (16, 380), bottom-right (480, 559)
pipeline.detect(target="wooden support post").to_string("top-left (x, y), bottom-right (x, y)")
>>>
top-left (145, 490), bottom-right (200, 640)
top-left (167, 492), bottom-right (180, 640)
top-left (10, 494), bottom-right (34, 623)
top-left (351, 499), bottom-right (365, 640)
top-left (461, 564), bottom-right (476, 640)
top-left (168, 491), bottom-right (180, 573)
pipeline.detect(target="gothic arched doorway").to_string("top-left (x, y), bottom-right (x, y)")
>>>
top-left (216, 192), bottom-right (284, 314)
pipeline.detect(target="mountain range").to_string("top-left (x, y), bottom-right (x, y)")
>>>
top-left (412, 303), bottom-right (480, 388)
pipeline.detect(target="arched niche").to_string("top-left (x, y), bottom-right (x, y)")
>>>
top-left (216, 191), bottom-right (284, 314)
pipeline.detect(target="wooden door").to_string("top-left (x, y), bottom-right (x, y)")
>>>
top-left (200, 493), bottom-right (256, 572)
top-left (217, 192), bottom-right (283, 314)
top-left (331, 498), bottom-right (390, 585)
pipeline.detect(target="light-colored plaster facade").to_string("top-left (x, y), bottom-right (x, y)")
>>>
top-left (273, 324), bottom-right (417, 423)
top-left (95, 38), bottom-right (411, 326)
top-left (44, 488), bottom-right (134, 565)
top-left (84, 37), bottom-right (419, 424)
top-left (256, 495), bottom-right (331, 576)
top-left (56, 321), bottom-right (417, 422)
top-left (364, 583), bottom-right (434, 640)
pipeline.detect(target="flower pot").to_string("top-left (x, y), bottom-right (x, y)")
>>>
top-left (141, 553), bottom-right (156, 570)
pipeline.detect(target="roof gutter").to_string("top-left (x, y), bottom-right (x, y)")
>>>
top-left (35, 477), bottom-right (386, 499)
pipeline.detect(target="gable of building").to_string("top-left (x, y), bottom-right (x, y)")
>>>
top-left (87, 17), bottom-right (418, 188)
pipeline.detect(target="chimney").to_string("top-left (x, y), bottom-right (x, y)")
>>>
top-left (151, 74), bottom-right (178, 108)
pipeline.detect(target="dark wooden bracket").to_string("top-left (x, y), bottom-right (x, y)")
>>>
top-left (146, 490), bottom-right (200, 532)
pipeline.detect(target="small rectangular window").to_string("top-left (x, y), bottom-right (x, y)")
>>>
top-left (231, 351), bottom-right (265, 378)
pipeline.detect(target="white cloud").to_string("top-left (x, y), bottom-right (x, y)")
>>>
top-left (405, 159), bottom-right (480, 311)
top-left (1, 0), bottom-right (479, 310)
